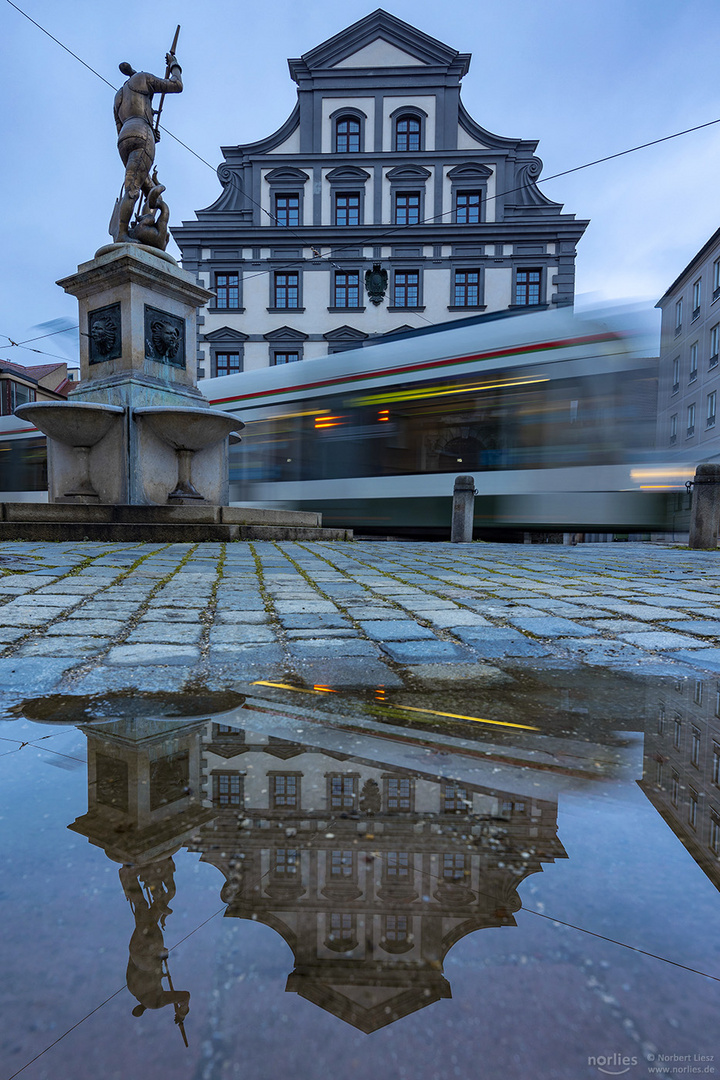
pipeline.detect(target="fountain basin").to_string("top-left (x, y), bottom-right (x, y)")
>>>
top-left (133, 406), bottom-right (243, 451)
top-left (15, 401), bottom-right (125, 447)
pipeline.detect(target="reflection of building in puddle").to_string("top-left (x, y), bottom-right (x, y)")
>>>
top-left (189, 720), bottom-right (568, 1032)
top-left (639, 679), bottom-right (720, 890)
top-left (69, 718), bottom-right (213, 1037)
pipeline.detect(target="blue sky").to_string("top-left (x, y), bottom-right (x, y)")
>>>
top-left (1, 0), bottom-right (720, 366)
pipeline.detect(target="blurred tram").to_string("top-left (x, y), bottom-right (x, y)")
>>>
top-left (202, 307), bottom-right (671, 538)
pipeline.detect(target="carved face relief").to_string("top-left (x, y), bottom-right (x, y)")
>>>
top-left (88, 302), bottom-right (122, 364)
top-left (151, 320), bottom-right (181, 360)
top-left (144, 305), bottom-right (186, 369)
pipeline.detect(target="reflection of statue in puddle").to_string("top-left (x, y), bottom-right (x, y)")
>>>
top-left (120, 858), bottom-right (190, 1034)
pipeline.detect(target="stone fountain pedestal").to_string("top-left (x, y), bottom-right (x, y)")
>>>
top-left (7, 244), bottom-right (351, 541)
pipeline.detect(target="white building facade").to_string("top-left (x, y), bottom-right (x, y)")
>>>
top-left (173, 10), bottom-right (589, 377)
top-left (656, 226), bottom-right (720, 463)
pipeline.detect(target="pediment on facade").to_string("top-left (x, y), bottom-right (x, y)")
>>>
top-left (324, 326), bottom-right (368, 342)
top-left (263, 326), bottom-right (309, 342)
top-left (203, 326), bottom-right (249, 344)
top-left (331, 39), bottom-right (426, 69)
top-left (385, 164), bottom-right (432, 181)
top-left (265, 166), bottom-right (310, 184)
top-left (289, 11), bottom-right (470, 79)
top-left (447, 162), bottom-right (494, 180)
top-left (286, 974), bottom-right (452, 1032)
top-left (325, 165), bottom-right (371, 182)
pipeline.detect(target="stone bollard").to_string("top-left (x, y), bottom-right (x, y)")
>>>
top-left (689, 463), bottom-right (720, 549)
top-left (451, 475), bottom-right (476, 543)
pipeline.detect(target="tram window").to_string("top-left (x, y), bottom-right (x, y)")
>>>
top-left (0, 437), bottom-right (47, 491)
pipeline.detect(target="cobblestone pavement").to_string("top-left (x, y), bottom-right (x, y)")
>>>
top-left (0, 539), bottom-right (717, 702)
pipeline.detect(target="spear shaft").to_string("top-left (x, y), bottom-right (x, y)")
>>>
top-left (153, 24), bottom-right (181, 140)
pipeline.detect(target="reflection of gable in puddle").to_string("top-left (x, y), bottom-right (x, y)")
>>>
top-left (638, 680), bottom-right (720, 891)
top-left (190, 720), bottom-right (570, 1033)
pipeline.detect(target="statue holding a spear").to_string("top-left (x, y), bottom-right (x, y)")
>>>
top-left (110, 26), bottom-right (182, 250)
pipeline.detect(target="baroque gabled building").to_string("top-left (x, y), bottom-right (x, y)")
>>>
top-left (172, 10), bottom-right (589, 376)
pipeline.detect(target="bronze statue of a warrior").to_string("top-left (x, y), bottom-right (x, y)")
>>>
top-left (110, 34), bottom-right (182, 250)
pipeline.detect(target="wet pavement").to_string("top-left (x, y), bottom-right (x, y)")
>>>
top-left (0, 541), bottom-right (719, 1079)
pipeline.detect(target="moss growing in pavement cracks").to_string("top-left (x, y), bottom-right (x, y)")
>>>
top-left (198, 542), bottom-right (227, 662)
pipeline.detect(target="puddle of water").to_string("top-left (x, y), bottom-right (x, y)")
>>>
top-left (0, 672), bottom-right (718, 1080)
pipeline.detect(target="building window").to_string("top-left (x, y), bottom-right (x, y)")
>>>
top-left (688, 787), bottom-right (698, 830)
top-left (687, 403), bottom-right (696, 438)
top-left (670, 413), bottom-right (677, 444)
top-left (714, 742), bottom-right (720, 785)
top-left (215, 272), bottom-right (240, 309)
top-left (442, 780), bottom-right (470, 813)
top-left (272, 351), bottom-right (300, 366)
top-left (334, 191), bottom-right (360, 226)
top-left (273, 849), bottom-right (299, 876)
top-left (213, 773), bottom-right (243, 808)
top-left (215, 352), bottom-right (241, 377)
top-left (708, 391), bottom-right (717, 428)
top-left (329, 774), bottom-right (357, 811)
top-left (456, 191), bottom-right (482, 224)
top-left (674, 717), bottom-right (682, 749)
top-left (395, 115), bottom-right (421, 152)
top-left (656, 759), bottom-right (664, 785)
top-left (658, 706), bottom-right (666, 736)
top-left (692, 279), bottom-right (702, 319)
top-left (515, 268), bottom-right (542, 306)
top-left (672, 357), bottom-right (680, 392)
top-left (335, 116), bottom-right (360, 153)
top-left (690, 342), bottom-right (698, 381)
top-left (694, 680), bottom-right (704, 705)
top-left (443, 853), bottom-right (467, 881)
top-left (711, 810), bottom-right (720, 855)
top-left (671, 769), bottom-right (680, 806)
top-left (393, 270), bottom-right (420, 308)
top-left (675, 298), bottom-right (683, 335)
top-left (273, 271), bottom-right (299, 309)
top-left (714, 259), bottom-right (720, 300)
top-left (454, 269), bottom-right (481, 307)
top-left (272, 773), bottom-right (299, 809)
top-left (394, 191), bottom-right (421, 225)
top-left (326, 912), bottom-right (356, 950)
top-left (383, 914), bottom-right (409, 943)
top-left (214, 724), bottom-right (244, 737)
top-left (691, 726), bottom-right (701, 767)
top-left (711, 324), bottom-right (720, 366)
top-left (333, 271), bottom-right (361, 308)
top-left (386, 851), bottom-right (411, 879)
top-left (329, 850), bottom-right (355, 879)
top-left (275, 193), bottom-right (300, 228)
top-left (385, 776), bottom-right (412, 811)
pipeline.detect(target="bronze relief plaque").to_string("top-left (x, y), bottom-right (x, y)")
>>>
top-left (144, 305), bottom-right (186, 368)
top-left (88, 302), bottom-right (122, 364)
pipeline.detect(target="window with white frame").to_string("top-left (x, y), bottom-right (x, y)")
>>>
top-left (672, 357), bottom-right (680, 391)
top-left (670, 413), bottom-right (677, 443)
top-left (708, 390), bottom-right (717, 428)
top-left (689, 787), bottom-right (698, 829)
top-left (711, 324), bottom-right (719, 366)
top-left (687, 402), bottom-right (696, 437)
top-left (691, 726), bottom-right (701, 767)
top-left (714, 741), bottom-right (720, 784)
top-left (693, 279), bottom-right (702, 319)
top-left (675, 298), bottom-right (683, 334)
top-left (215, 352), bottom-right (242, 377)
top-left (711, 809), bottom-right (720, 855)
top-left (714, 258), bottom-right (720, 299)
top-left (690, 342), bottom-right (698, 381)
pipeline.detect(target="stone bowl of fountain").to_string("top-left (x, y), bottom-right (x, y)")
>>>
top-left (133, 405), bottom-right (244, 502)
top-left (16, 402), bottom-right (125, 501)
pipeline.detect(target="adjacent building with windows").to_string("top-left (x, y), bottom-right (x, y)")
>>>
top-left (656, 226), bottom-right (720, 463)
top-left (172, 10), bottom-right (589, 376)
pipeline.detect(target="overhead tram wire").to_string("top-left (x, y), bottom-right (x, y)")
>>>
top-left (7, 0), bottom-right (720, 330)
